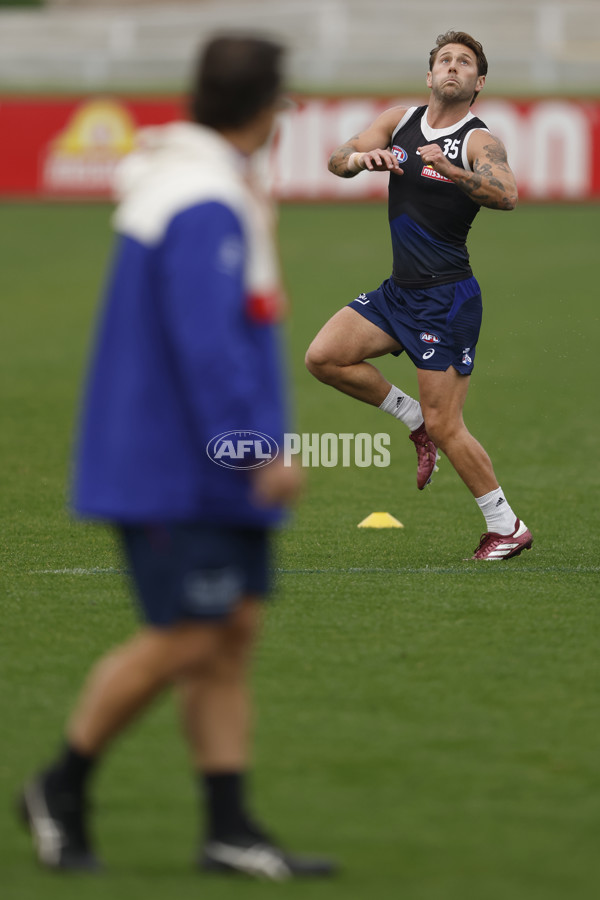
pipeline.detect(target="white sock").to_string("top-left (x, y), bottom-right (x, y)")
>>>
top-left (379, 385), bottom-right (423, 432)
top-left (476, 487), bottom-right (518, 535)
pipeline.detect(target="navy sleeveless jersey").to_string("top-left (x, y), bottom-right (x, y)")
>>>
top-left (388, 105), bottom-right (488, 287)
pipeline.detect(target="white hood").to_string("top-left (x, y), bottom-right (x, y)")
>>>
top-left (113, 121), bottom-right (251, 245)
top-left (112, 121), bottom-right (281, 298)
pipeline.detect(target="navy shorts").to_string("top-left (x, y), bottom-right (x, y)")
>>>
top-left (119, 523), bottom-right (271, 628)
top-left (348, 275), bottom-right (482, 374)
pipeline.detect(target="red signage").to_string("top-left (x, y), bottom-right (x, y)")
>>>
top-left (0, 96), bottom-right (182, 197)
top-left (1, 95), bottom-right (599, 201)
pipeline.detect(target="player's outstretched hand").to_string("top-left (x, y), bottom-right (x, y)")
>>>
top-left (358, 148), bottom-right (404, 173)
top-left (252, 458), bottom-right (305, 508)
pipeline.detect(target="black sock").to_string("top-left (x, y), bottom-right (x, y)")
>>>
top-left (202, 771), bottom-right (260, 841)
top-left (44, 742), bottom-right (97, 797)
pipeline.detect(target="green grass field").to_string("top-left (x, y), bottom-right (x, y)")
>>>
top-left (1, 201), bottom-right (599, 900)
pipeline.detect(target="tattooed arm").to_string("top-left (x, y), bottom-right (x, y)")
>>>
top-left (328, 106), bottom-right (407, 178)
top-left (417, 131), bottom-right (518, 210)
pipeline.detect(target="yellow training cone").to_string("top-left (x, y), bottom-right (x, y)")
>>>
top-left (357, 512), bottom-right (404, 529)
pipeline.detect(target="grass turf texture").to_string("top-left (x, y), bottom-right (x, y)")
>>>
top-left (0, 202), bottom-right (599, 899)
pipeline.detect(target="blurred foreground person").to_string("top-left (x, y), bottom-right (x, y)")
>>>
top-left (20, 34), bottom-right (335, 880)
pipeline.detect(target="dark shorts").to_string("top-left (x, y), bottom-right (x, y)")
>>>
top-left (119, 523), bottom-right (271, 628)
top-left (348, 275), bottom-right (483, 374)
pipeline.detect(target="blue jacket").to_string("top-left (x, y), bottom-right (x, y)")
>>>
top-left (73, 123), bottom-right (288, 526)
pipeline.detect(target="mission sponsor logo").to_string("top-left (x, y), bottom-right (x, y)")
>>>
top-left (392, 144), bottom-right (408, 163)
top-left (421, 165), bottom-right (452, 183)
top-left (420, 332), bottom-right (440, 344)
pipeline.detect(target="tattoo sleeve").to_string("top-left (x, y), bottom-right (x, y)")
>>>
top-left (454, 136), bottom-right (517, 210)
top-left (328, 137), bottom-right (360, 178)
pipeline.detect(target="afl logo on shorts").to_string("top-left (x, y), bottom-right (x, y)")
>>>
top-left (392, 145), bottom-right (408, 163)
top-left (420, 332), bottom-right (440, 344)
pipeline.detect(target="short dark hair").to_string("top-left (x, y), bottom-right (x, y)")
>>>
top-left (429, 31), bottom-right (488, 104)
top-left (189, 34), bottom-right (285, 130)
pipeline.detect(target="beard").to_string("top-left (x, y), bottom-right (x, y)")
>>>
top-left (432, 79), bottom-right (474, 105)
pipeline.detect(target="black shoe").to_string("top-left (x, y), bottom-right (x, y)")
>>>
top-left (18, 774), bottom-right (102, 871)
top-left (200, 831), bottom-right (337, 880)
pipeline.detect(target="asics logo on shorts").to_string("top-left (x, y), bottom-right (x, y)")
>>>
top-left (422, 348), bottom-right (436, 360)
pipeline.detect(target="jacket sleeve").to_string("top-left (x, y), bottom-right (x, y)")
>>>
top-left (157, 200), bottom-right (287, 451)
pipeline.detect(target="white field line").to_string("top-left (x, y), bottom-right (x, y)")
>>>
top-left (28, 565), bottom-right (600, 576)
top-left (28, 567), bottom-right (124, 575)
top-left (275, 566), bottom-right (600, 575)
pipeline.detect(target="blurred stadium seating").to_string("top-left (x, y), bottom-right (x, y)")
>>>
top-left (0, 0), bottom-right (599, 92)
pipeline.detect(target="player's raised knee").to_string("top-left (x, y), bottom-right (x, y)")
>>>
top-left (305, 342), bottom-right (332, 382)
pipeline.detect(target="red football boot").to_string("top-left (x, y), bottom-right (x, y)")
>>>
top-left (471, 519), bottom-right (533, 560)
top-left (409, 422), bottom-right (439, 490)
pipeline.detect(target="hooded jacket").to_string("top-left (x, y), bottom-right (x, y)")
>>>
top-left (72, 121), bottom-right (288, 526)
